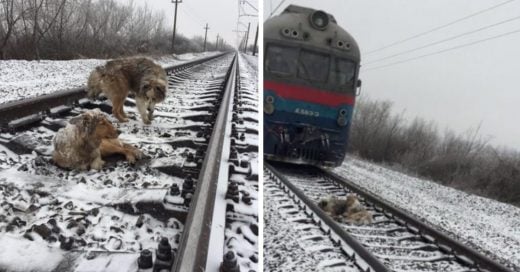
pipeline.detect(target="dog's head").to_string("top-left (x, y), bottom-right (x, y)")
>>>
top-left (318, 197), bottom-right (330, 210)
top-left (346, 194), bottom-right (359, 206)
top-left (70, 110), bottom-right (119, 140)
top-left (140, 78), bottom-right (167, 104)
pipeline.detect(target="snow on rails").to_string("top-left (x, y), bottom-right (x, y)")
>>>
top-left (264, 162), bottom-right (514, 272)
top-left (0, 52), bottom-right (258, 272)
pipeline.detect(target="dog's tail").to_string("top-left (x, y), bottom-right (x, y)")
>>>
top-left (86, 66), bottom-right (106, 99)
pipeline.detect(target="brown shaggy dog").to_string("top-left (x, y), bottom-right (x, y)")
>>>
top-left (52, 109), bottom-right (143, 170)
top-left (318, 194), bottom-right (373, 225)
top-left (87, 57), bottom-right (167, 124)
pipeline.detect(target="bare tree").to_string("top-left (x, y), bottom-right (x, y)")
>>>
top-left (0, 0), bottom-right (231, 59)
top-left (349, 96), bottom-right (519, 206)
top-left (0, 0), bottom-right (24, 59)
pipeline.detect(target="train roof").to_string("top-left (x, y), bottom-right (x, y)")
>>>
top-left (264, 5), bottom-right (360, 61)
top-left (282, 5), bottom-right (337, 24)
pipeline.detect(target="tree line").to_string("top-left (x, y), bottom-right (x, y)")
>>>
top-left (349, 96), bottom-right (520, 206)
top-left (0, 0), bottom-right (231, 60)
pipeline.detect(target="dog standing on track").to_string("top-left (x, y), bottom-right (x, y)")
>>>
top-left (52, 109), bottom-right (143, 170)
top-left (87, 57), bottom-right (167, 124)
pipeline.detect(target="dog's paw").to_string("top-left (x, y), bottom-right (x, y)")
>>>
top-left (134, 149), bottom-right (144, 160)
top-left (142, 118), bottom-right (151, 125)
top-left (126, 154), bottom-right (136, 164)
top-left (90, 159), bottom-right (105, 170)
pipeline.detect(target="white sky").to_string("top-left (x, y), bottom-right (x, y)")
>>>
top-left (265, 0), bottom-right (520, 151)
top-left (127, 0), bottom-right (259, 49)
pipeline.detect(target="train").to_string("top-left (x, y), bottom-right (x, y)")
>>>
top-left (264, 5), bottom-right (362, 167)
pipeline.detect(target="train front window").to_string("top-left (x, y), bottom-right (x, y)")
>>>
top-left (298, 50), bottom-right (330, 82)
top-left (265, 45), bottom-right (298, 76)
top-left (334, 58), bottom-right (356, 86)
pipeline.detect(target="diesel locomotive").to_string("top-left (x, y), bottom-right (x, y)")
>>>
top-left (264, 5), bottom-right (362, 167)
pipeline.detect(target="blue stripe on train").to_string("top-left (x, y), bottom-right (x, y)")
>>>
top-left (264, 89), bottom-right (354, 129)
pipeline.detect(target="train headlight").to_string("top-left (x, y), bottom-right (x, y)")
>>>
top-left (264, 95), bottom-right (275, 115)
top-left (337, 109), bottom-right (348, 126)
top-left (310, 10), bottom-right (329, 30)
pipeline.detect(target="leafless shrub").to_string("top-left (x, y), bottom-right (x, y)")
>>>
top-left (349, 96), bottom-right (520, 206)
top-left (0, 0), bottom-right (231, 60)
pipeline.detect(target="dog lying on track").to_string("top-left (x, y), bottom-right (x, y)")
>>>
top-left (318, 194), bottom-right (373, 225)
top-left (52, 109), bottom-right (143, 170)
top-left (87, 57), bottom-right (167, 124)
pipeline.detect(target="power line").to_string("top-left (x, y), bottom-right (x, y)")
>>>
top-left (241, 0), bottom-right (258, 12)
top-left (183, 2), bottom-right (206, 26)
top-left (362, 27), bottom-right (520, 72)
top-left (363, 0), bottom-right (516, 55)
top-left (268, 0), bottom-right (286, 18)
top-left (180, 9), bottom-right (204, 28)
top-left (238, 0), bottom-right (258, 17)
top-left (364, 15), bottom-right (520, 66)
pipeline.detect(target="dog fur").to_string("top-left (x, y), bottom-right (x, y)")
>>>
top-left (52, 109), bottom-right (143, 170)
top-left (318, 194), bottom-right (373, 225)
top-left (87, 57), bottom-right (167, 124)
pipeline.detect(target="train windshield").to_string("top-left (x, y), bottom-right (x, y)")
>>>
top-left (265, 45), bottom-right (298, 76)
top-left (334, 58), bottom-right (356, 86)
top-left (298, 50), bottom-right (330, 82)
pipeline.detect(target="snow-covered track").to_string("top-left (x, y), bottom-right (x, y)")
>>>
top-left (173, 54), bottom-right (236, 271)
top-left (265, 162), bottom-right (513, 272)
top-left (264, 165), bottom-right (385, 272)
top-left (175, 53), bottom-right (259, 272)
top-left (0, 53), bottom-right (226, 130)
top-left (0, 52), bottom-right (255, 272)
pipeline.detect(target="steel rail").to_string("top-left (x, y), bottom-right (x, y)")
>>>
top-left (322, 168), bottom-right (514, 272)
top-left (0, 52), bottom-right (228, 128)
top-left (265, 162), bottom-right (389, 272)
top-left (172, 53), bottom-right (237, 272)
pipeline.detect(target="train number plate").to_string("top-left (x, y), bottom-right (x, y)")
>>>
top-left (294, 108), bottom-right (320, 117)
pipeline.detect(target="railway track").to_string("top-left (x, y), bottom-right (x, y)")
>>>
top-left (265, 162), bottom-right (513, 272)
top-left (0, 52), bottom-right (258, 272)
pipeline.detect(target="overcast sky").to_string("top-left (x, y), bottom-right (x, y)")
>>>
top-left (265, 0), bottom-right (520, 151)
top-left (126, 0), bottom-right (258, 49)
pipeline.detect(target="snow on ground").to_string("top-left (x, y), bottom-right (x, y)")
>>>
top-left (0, 55), bottom-right (234, 271)
top-left (153, 51), bottom-right (219, 67)
top-left (333, 155), bottom-right (520, 270)
top-left (0, 59), bottom-right (105, 104)
top-left (0, 235), bottom-right (64, 272)
top-left (0, 51), bottom-right (220, 105)
top-left (241, 53), bottom-right (258, 71)
top-left (263, 176), bottom-right (359, 272)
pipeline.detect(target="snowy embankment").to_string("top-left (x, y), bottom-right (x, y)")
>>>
top-left (241, 53), bottom-right (258, 71)
top-left (334, 156), bottom-right (520, 270)
top-left (0, 51), bottom-right (220, 105)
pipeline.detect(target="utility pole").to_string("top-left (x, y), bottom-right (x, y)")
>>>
top-left (171, 0), bottom-right (182, 53)
top-left (216, 34), bottom-right (220, 51)
top-left (203, 23), bottom-right (209, 51)
top-left (244, 22), bottom-right (251, 53)
top-left (233, 27), bottom-right (246, 49)
top-left (252, 24), bottom-right (258, 56)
